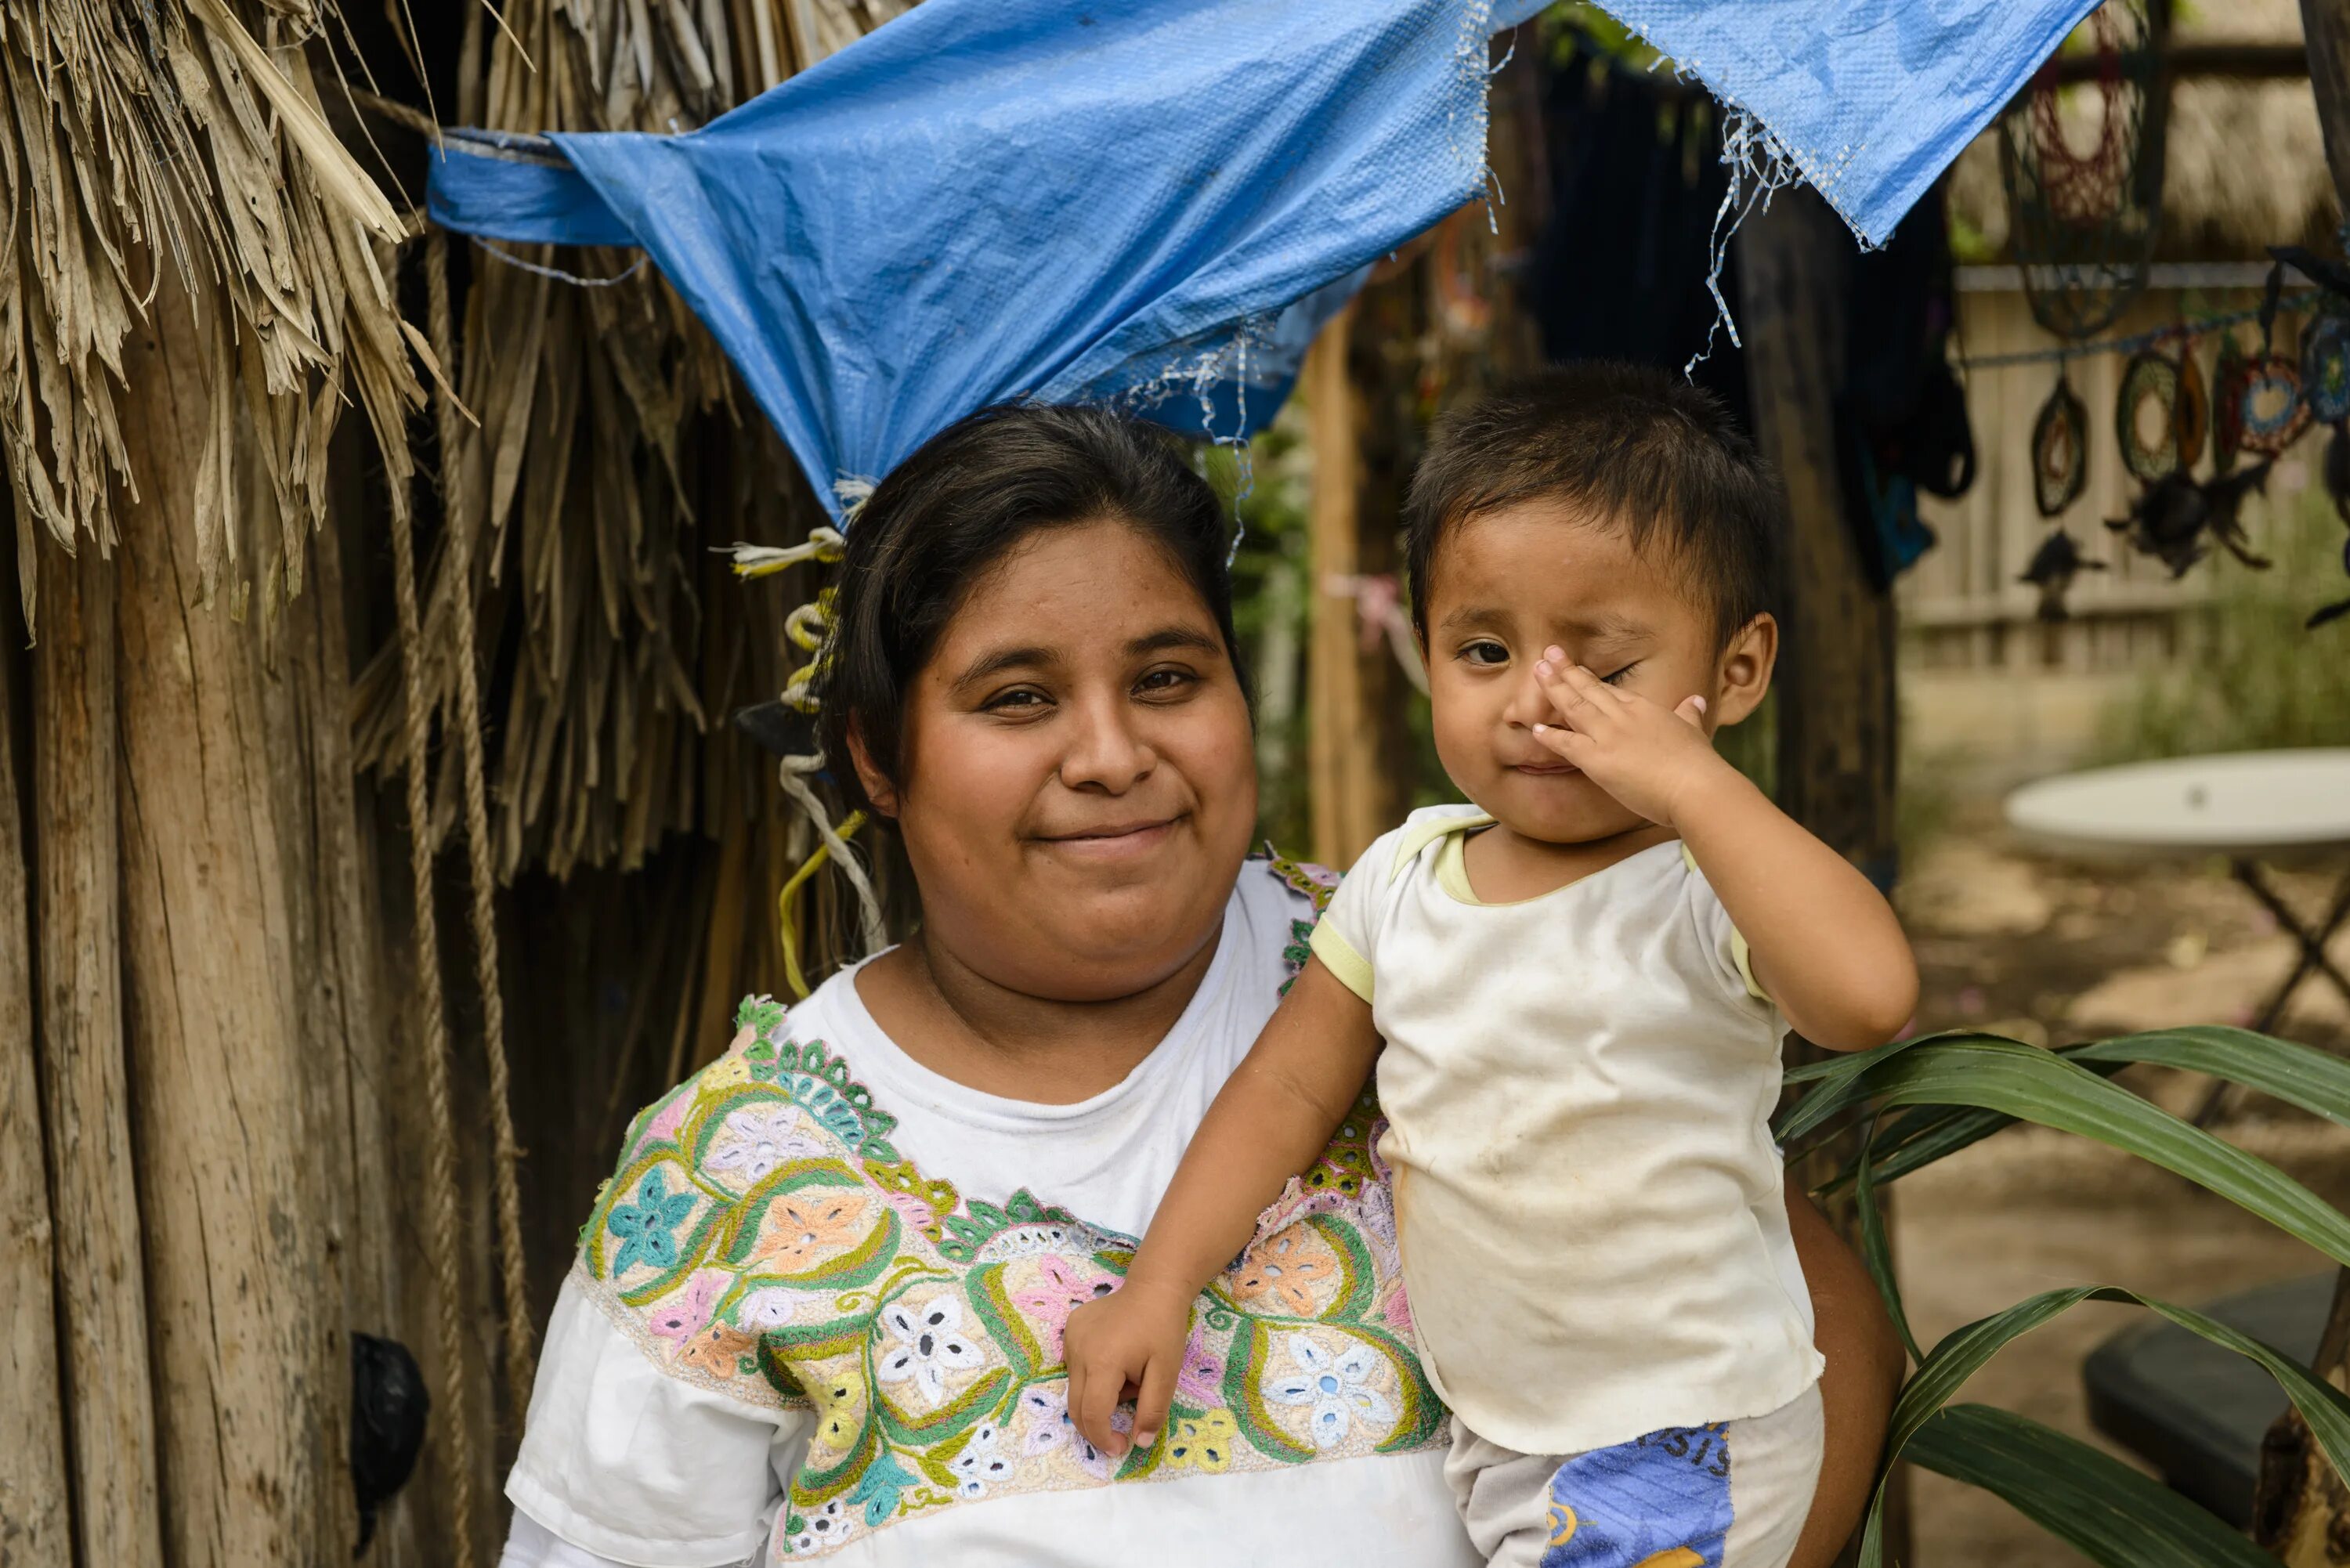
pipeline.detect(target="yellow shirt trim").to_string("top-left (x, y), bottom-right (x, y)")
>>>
top-left (1389, 811), bottom-right (1496, 883)
top-left (1680, 844), bottom-right (1769, 1003)
top-left (1307, 921), bottom-right (1376, 1003)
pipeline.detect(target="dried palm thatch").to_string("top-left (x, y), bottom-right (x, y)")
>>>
top-left (0, 0), bottom-right (421, 641)
top-left (349, 0), bottom-right (918, 884)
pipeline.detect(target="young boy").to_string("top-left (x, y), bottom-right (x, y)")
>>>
top-left (1061, 363), bottom-right (1918, 1568)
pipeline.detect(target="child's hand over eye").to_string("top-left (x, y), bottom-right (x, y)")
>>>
top-left (1530, 650), bottom-right (1727, 829)
top-left (1062, 1278), bottom-right (1194, 1459)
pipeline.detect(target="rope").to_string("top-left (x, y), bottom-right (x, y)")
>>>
top-left (779, 810), bottom-right (868, 999)
top-left (779, 751), bottom-right (888, 959)
top-left (1958, 301), bottom-right (2310, 371)
top-left (385, 254), bottom-right (479, 1568)
top-left (428, 230), bottom-right (537, 1425)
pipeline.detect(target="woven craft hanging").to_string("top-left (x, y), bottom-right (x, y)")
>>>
top-left (1999, 0), bottom-right (2169, 342)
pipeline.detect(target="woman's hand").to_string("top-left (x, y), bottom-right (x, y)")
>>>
top-left (1062, 1277), bottom-right (1195, 1458)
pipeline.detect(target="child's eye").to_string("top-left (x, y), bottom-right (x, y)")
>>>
top-left (1460, 640), bottom-right (1509, 667)
top-left (1598, 662), bottom-right (1639, 686)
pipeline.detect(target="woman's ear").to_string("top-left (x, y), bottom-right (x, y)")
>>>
top-left (844, 724), bottom-right (900, 818)
top-left (1711, 613), bottom-right (1778, 728)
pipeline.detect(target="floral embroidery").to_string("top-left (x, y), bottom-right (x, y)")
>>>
top-left (1231, 1223), bottom-right (1338, 1317)
top-left (1010, 1254), bottom-right (1119, 1364)
top-left (573, 858), bottom-right (1434, 1560)
top-left (1175, 1321), bottom-right (1227, 1407)
top-left (1017, 1386), bottom-right (1125, 1480)
top-left (606, 1168), bottom-right (695, 1275)
top-left (948, 1420), bottom-right (1014, 1498)
top-left (750, 1190), bottom-right (871, 1271)
top-left (1265, 846), bottom-right (1340, 995)
top-left (1163, 1409), bottom-right (1238, 1472)
top-left (876, 1296), bottom-right (989, 1410)
top-left (1264, 1332), bottom-right (1399, 1451)
top-left (705, 1103), bottom-right (828, 1188)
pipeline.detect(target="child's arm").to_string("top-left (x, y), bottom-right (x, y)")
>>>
top-left (1533, 659), bottom-right (1918, 1050)
top-left (1062, 957), bottom-right (1379, 1457)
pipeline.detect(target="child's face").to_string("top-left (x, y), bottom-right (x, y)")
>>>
top-left (1419, 500), bottom-right (1743, 847)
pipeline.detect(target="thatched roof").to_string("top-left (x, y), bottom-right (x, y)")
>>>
top-left (1944, 0), bottom-right (2337, 260)
top-left (0, 1), bottom-right (421, 639)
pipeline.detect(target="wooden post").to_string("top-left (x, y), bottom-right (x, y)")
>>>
top-left (1307, 304), bottom-right (1390, 869)
top-left (1736, 182), bottom-right (1908, 1567)
top-left (34, 538), bottom-right (167, 1568)
top-left (2254, 7), bottom-right (2350, 1559)
top-left (111, 276), bottom-right (357, 1564)
top-left (1, 547), bottom-right (70, 1563)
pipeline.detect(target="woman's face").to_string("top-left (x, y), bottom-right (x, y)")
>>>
top-left (857, 517), bottom-right (1258, 1003)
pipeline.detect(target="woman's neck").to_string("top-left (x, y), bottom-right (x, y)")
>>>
top-left (853, 919), bottom-right (1224, 1105)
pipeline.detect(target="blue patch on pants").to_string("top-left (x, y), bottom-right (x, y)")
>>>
top-left (1538, 1422), bottom-right (1734, 1568)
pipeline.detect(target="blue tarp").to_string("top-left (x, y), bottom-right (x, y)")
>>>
top-left (428, 0), bottom-right (2091, 517)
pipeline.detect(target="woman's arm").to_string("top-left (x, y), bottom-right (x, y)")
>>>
top-left (1783, 1176), bottom-right (1907, 1568)
top-left (1064, 957), bottom-right (1379, 1456)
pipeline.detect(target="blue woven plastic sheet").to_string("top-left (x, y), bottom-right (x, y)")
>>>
top-left (428, 0), bottom-right (2088, 515)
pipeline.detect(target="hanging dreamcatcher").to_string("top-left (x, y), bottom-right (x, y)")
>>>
top-left (2031, 371), bottom-right (2090, 518)
top-left (1999, 0), bottom-right (2167, 341)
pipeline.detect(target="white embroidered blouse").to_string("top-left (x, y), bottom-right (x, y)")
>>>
top-left (498, 853), bottom-right (1481, 1568)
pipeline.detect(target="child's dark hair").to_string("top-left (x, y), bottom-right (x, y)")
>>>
top-left (816, 401), bottom-right (1246, 815)
top-left (1404, 362), bottom-right (1783, 648)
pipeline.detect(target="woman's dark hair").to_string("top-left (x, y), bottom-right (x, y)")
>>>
top-left (816, 401), bottom-right (1246, 815)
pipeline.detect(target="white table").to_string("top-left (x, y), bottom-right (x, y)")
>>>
top-left (2005, 750), bottom-right (2350, 1117)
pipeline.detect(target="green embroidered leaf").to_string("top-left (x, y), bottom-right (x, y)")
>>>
top-left (1221, 1321), bottom-right (1317, 1462)
top-left (1304, 1212), bottom-right (1376, 1320)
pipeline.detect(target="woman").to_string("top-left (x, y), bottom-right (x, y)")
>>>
top-left (499, 403), bottom-right (1903, 1568)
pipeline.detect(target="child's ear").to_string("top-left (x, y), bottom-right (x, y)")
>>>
top-left (1711, 613), bottom-right (1778, 727)
top-left (844, 724), bottom-right (900, 818)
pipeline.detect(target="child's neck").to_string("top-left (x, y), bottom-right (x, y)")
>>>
top-left (1459, 816), bottom-right (1677, 904)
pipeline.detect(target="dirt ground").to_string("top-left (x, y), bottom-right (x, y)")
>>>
top-left (1889, 804), bottom-right (2350, 1566)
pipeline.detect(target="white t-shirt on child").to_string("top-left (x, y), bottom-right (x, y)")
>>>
top-left (1309, 804), bottom-right (1824, 1458)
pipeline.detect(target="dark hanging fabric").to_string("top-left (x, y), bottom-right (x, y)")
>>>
top-left (1836, 192), bottom-right (1976, 587)
top-left (1528, 36), bottom-right (1975, 587)
top-left (1529, 42), bottom-right (1753, 435)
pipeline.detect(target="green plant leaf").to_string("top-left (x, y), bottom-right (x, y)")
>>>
top-left (1905, 1404), bottom-right (2273, 1568)
top-left (2070, 1025), bottom-right (2350, 1130)
top-left (1853, 1119), bottom-right (1922, 1367)
top-left (1859, 1284), bottom-right (2350, 1568)
top-left (1790, 1035), bottom-right (2350, 1267)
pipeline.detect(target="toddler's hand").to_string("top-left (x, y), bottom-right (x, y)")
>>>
top-left (1062, 1277), bottom-right (1194, 1459)
top-left (1530, 651), bottom-right (1726, 829)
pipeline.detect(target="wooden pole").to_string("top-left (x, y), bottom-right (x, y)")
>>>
top-left (33, 538), bottom-right (167, 1568)
top-left (2254, 7), bottom-right (2350, 1559)
top-left (1306, 303), bottom-right (1388, 869)
top-left (1, 545), bottom-right (70, 1564)
top-left (111, 276), bottom-right (356, 1565)
top-left (1736, 182), bottom-right (1908, 1568)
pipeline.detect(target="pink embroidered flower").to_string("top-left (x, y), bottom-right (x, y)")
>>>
top-left (884, 1189), bottom-right (938, 1232)
top-left (647, 1271), bottom-right (725, 1345)
top-left (726, 1022), bottom-right (760, 1057)
top-left (1010, 1254), bottom-right (1118, 1364)
top-left (638, 1093), bottom-right (692, 1147)
top-left (1174, 1319), bottom-right (1226, 1407)
top-left (1231, 1223), bottom-right (1336, 1317)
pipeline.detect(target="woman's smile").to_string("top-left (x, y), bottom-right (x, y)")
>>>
top-left (1032, 814), bottom-right (1188, 859)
